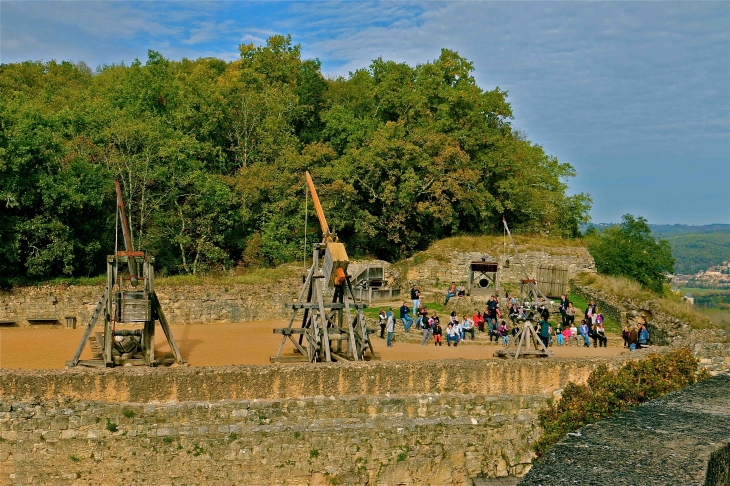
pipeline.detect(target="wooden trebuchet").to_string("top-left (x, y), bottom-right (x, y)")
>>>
top-left (66, 181), bottom-right (185, 368)
top-left (493, 319), bottom-right (552, 359)
top-left (271, 172), bottom-right (376, 363)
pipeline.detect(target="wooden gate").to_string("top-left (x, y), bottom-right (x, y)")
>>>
top-left (536, 265), bottom-right (568, 298)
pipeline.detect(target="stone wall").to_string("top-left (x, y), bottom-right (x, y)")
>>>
top-left (517, 372), bottom-right (730, 486)
top-left (0, 278), bottom-right (300, 328)
top-left (0, 393), bottom-right (543, 486)
top-left (402, 248), bottom-right (594, 294)
top-left (0, 356), bottom-right (641, 403)
top-left (0, 356), bottom-right (653, 485)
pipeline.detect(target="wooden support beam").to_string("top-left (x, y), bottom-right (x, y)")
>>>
top-left (69, 287), bottom-right (108, 367)
top-left (152, 293), bottom-right (185, 364)
top-left (270, 355), bottom-right (310, 363)
top-left (273, 328), bottom-right (307, 335)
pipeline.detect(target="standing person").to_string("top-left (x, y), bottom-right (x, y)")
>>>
top-left (500, 320), bottom-right (510, 346)
top-left (461, 315), bottom-right (475, 340)
top-left (410, 285), bottom-right (421, 316)
top-left (419, 306), bottom-right (429, 330)
top-left (566, 303), bottom-right (576, 327)
top-left (421, 315), bottom-right (431, 346)
top-left (548, 323), bottom-right (554, 347)
top-left (399, 302), bottom-right (413, 333)
top-left (585, 300), bottom-right (597, 323)
top-left (638, 321), bottom-right (649, 348)
top-left (486, 296), bottom-right (497, 334)
top-left (596, 322), bottom-right (607, 347)
top-left (378, 309), bottom-right (387, 339)
top-left (433, 319), bottom-right (443, 346)
top-left (386, 309), bottom-right (395, 347)
top-left (559, 294), bottom-right (570, 326)
top-left (579, 319), bottom-right (590, 347)
top-left (538, 317), bottom-right (550, 349)
top-left (509, 302), bottom-right (521, 327)
top-left (621, 326), bottom-right (630, 348)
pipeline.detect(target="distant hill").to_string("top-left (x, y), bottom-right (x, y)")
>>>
top-left (647, 224), bottom-right (730, 237)
top-left (583, 223), bottom-right (730, 275)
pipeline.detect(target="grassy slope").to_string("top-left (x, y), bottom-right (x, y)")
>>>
top-left (574, 273), bottom-right (717, 330)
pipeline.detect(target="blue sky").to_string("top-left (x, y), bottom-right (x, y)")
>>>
top-left (2, 1), bottom-right (728, 225)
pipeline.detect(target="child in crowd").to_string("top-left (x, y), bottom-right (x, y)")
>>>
top-left (556, 325), bottom-right (565, 346)
top-left (570, 322), bottom-right (578, 346)
top-left (561, 325), bottom-right (571, 346)
top-left (433, 320), bottom-right (443, 346)
top-left (499, 320), bottom-right (510, 346)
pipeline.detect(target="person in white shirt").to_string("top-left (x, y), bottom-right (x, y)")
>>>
top-left (446, 323), bottom-right (460, 347)
top-left (461, 315), bottom-right (475, 340)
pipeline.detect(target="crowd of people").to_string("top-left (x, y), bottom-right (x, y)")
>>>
top-left (375, 285), bottom-right (650, 352)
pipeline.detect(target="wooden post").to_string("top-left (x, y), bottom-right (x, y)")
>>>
top-left (67, 287), bottom-right (108, 367)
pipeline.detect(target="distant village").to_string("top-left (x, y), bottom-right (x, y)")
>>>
top-left (672, 261), bottom-right (730, 291)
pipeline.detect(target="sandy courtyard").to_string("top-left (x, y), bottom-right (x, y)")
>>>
top-left (0, 320), bottom-right (626, 370)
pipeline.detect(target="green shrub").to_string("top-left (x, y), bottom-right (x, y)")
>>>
top-left (105, 420), bottom-right (118, 433)
top-left (533, 348), bottom-right (709, 457)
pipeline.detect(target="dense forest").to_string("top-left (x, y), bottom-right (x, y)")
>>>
top-left (0, 35), bottom-right (591, 281)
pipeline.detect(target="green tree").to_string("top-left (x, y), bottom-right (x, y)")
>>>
top-left (587, 214), bottom-right (675, 293)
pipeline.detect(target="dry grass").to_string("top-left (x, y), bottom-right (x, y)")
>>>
top-left (156, 265), bottom-right (299, 287)
top-left (417, 235), bottom-right (587, 261)
top-left (19, 265), bottom-right (301, 288)
top-left (574, 273), bottom-right (716, 330)
top-left (574, 273), bottom-right (655, 302)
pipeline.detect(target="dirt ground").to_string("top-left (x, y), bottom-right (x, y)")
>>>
top-left (0, 320), bottom-right (627, 370)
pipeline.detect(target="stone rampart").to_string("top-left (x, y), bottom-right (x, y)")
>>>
top-left (0, 355), bottom-right (656, 485)
top-left (0, 356), bottom-right (641, 403)
top-left (517, 372), bottom-right (730, 486)
top-left (0, 393), bottom-right (543, 485)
